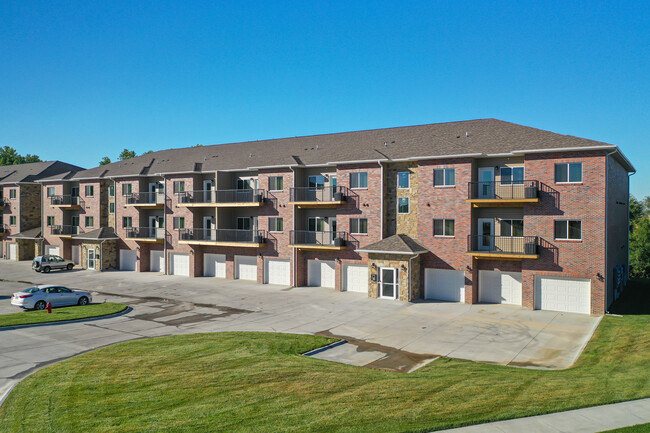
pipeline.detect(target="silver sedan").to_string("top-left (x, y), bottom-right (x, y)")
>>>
top-left (11, 285), bottom-right (93, 310)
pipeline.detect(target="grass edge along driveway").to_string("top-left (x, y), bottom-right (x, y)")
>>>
top-left (0, 302), bottom-right (127, 328)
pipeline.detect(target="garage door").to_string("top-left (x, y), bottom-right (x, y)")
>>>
top-left (424, 268), bottom-right (465, 302)
top-left (344, 264), bottom-right (368, 293)
top-left (204, 253), bottom-right (226, 278)
top-left (7, 243), bottom-right (17, 260)
top-left (535, 276), bottom-right (591, 314)
top-left (235, 255), bottom-right (257, 281)
top-left (169, 253), bottom-right (190, 276)
top-left (150, 250), bottom-right (164, 273)
top-left (264, 258), bottom-right (290, 285)
top-left (120, 249), bottom-right (137, 271)
top-left (45, 245), bottom-right (60, 257)
top-left (479, 270), bottom-right (522, 305)
top-left (308, 260), bottom-right (336, 288)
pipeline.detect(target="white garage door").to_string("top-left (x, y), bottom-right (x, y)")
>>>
top-left (204, 253), bottom-right (226, 278)
top-left (45, 245), bottom-right (60, 257)
top-left (150, 250), bottom-right (164, 273)
top-left (308, 260), bottom-right (336, 288)
top-left (265, 258), bottom-right (290, 285)
top-left (479, 270), bottom-right (522, 305)
top-left (535, 276), bottom-right (591, 315)
top-left (344, 264), bottom-right (368, 293)
top-left (235, 255), bottom-right (257, 281)
top-left (424, 268), bottom-right (465, 302)
top-left (7, 243), bottom-right (17, 260)
top-left (120, 249), bottom-right (137, 271)
top-left (170, 253), bottom-right (190, 276)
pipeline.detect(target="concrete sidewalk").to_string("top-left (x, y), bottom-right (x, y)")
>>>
top-left (435, 398), bottom-right (650, 433)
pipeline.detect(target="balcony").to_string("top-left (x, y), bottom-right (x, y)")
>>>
top-left (178, 189), bottom-right (266, 208)
top-left (50, 225), bottom-right (83, 238)
top-left (289, 230), bottom-right (349, 251)
top-left (178, 228), bottom-right (267, 247)
top-left (125, 227), bottom-right (165, 243)
top-left (125, 192), bottom-right (165, 209)
top-left (0, 197), bottom-right (7, 210)
top-left (49, 195), bottom-right (84, 210)
top-left (467, 235), bottom-right (539, 260)
top-left (289, 186), bottom-right (348, 208)
top-left (467, 180), bottom-right (540, 207)
top-left (0, 225), bottom-right (7, 237)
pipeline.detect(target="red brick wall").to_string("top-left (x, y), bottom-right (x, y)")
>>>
top-left (606, 156), bottom-right (630, 307)
top-left (41, 182), bottom-right (65, 257)
top-left (1, 185), bottom-right (19, 258)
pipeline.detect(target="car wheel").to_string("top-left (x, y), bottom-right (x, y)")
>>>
top-left (67, 263), bottom-right (74, 270)
top-left (34, 301), bottom-right (46, 310)
top-left (43, 266), bottom-right (51, 273)
top-left (78, 297), bottom-right (89, 306)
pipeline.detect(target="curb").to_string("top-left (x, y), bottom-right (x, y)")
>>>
top-left (0, 306), bottom-right (132, 331)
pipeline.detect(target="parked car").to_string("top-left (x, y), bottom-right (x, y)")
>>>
top-left (32, 255), bottom-right (74, 273)
top-left (11, 285), bottom-right (92, 310)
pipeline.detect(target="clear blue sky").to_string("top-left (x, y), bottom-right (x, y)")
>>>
top-left (1, 1), bottom-right (648, 197)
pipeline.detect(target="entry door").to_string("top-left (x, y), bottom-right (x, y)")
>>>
top-left (87, 249), bottom-right (96, 270)
top-left (379, 268), bottom-right (398, 299)
top-left (308, 217), bottom-right (326, 244)
top-left (478, 218), bottom-right (494, 250)
top-left (204, 216), bottom-right (215, 240)
top-left (478, 168), bottom-right (494, 198)
top-left (203, 180), bottom-right (213, 202)
top-left (330, 218), bottom-right (337, 242)
top-left (149, 216), bottom-right (163, 238)
top-left (7, 243), bottom-right (17, 260)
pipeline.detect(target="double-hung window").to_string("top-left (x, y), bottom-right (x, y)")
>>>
top-left (350, 218), bottom-right (368, 234)
top-left (85, 185), bottom-right (94, 197)
top-left (85, 216), bottom-right (94, 228)
top-left (269, 176), bottom-right (283, 191)
top-left (109, 185), bottom-right (115, 197)
top-left (433, 168), bottom-right (455, 186)
top-left (555, 163), bottom-right (582, 183)
top-left (9, 216), bottom-right (16, 225)
top-left (500, 167), bottom-right (524, 185)
top-left (109, 202), bottom-right (115, 213)
top-left (47, 216), bottom-right (55, 226)
top-left (269, 217), bottom-right (283, 232)
top-left (397, 172), bottom-right (410, 189)
top-left (554, 220), bottom-right (581, 240)
top-left (398, 197), bottom-right (410, 214)
top-left (122, 184), bottom-right (132, 196)
top-left (433, 219), bottom-right (455, 236)
top-left (9, 189), bottom-right (16, 199)
top-left (122, 217), bottom-right (133, 228)
top-left (173, 181), bottom-right (185, 194)
top-left (350, 172), bottom-right (368, 189)
top-left (173, 217), bottom-right (185, 229)
top-left (46, 187), bottom-right (55, 198)
top-left (500, 219), bottom-right (524, 237)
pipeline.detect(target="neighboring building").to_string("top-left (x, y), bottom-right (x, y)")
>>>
top-left (34, 119), bottom-right (634, 315)
top-left (0, 161), bottom-right (84, 261)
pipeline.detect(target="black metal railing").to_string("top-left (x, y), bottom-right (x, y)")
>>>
top-left (50, 195), bottom-right (84, 207)
top-left (50, 225), bottom-right (83, 236)
top-left (290, 186), bottom-right (348, 202)
top-left (0, 197), bottom-right (8, 207)
top-left (468, 180), bottom-right (539, 200)
top-left (178, 228), bottom-right (266, 244)
top-left (0, 224), bottom-right (7, 234)
top-left (125, 192), bottom-right (163, 205)
top-left (467, 235), bottom-right (539, 255)
top-left (125, 227), bottom-right (165, 239)
top-left (290, 230), bottom-right (348, 246)
top-left (179, 189), bottom-right (266, 204)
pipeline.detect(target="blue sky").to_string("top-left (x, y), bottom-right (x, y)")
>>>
top-left (1, 1), bottom-right (648, 197)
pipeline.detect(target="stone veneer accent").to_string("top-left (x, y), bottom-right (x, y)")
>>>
top-left (367, 253), bottom-right (421, 302)
top-left (383, 162), bottom-right (418, 238)
top-left (80, 240), bottom-right (118, 271)
top-left (19, 184), bottom-right (42, 231)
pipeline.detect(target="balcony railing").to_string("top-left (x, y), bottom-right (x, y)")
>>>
top-left (290, 230), bottom-right (348, 247)
top-left (0, 197), bottom-right (8, 207)
top-left (467, 180), bottom-right (539, 200)
top-left (467, 235), bottom-right (539, 255)
top-left (179, 189), bottom-right (266, 204)
top-left (50, 195), bottom-right (84, 207)
top-left (179, 228), bottom-right (266, 244)
top-left (290, 186), bottom-right (348, 203)
top-left (125, 227), bottom-right (165, 240)
top-left (125, 192), bottom-right (164, 205)
top-left (0, 225), bottom-right (7, 234)
top-left (50, 225), bottom-right (83, 236)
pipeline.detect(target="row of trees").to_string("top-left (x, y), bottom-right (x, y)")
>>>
top-left (629, 195), bottom-right (650, 279)
top-left (0, 146), bottom-right (41, 166)
top-left (98, 149), bottom-right (152, 166)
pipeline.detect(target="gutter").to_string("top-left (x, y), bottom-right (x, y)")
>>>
top-left (290, 166), bottom-right (297, 287)
top-left (379, 160), bottom-right (384, 239)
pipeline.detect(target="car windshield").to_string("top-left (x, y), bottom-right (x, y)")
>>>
top-left (33, 257), bottom-right (42, 262)
top-left (23, 287), bottom-right (40, 293)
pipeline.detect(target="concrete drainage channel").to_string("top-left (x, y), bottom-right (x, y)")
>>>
top-left (306, 331), bottom-right (439, 373)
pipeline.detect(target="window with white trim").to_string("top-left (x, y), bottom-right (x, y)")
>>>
top-left (269, 217), bottom-right (283, 232)
top-left (397, 172), bottom-right (409, 189)
top-left (554, 220), bottom-right (581, 240)
top-left (500, 219), bottom-right (524, 237)
top-left (109, 202), bottom-right (115, 214)
top-left (85, 216), bottom-right (94, 228)
top-left (500, 167), bottom-right (524, 185)
top-left (109, 185), bottom-right (115, 197)
top-left (122, 183), bottom-right (132, 196)
top-left (433, 219), bottom-right (455, 236)
top-left (122, 217), bottom-right (132, 228)
top-left (433, 168), bottom-right (455, 186)
top-left (46, 187), bottom-right (55, 197)
top-left (350, 172), bottom-right (368, 189)
top-left (350, 218), bottom-right (368, 234)
top-left (555, 163), bottom-right (582, 183)
top-left (9, 189), bottom-right (16, 199)
top-left (173, 181), bottom-right (185, 194)
top-left (398, 197), bottom-right (410, 214)
top-left (9, 216), bottom-right (16, 225)
top-left (269, 176), bottom-right (283, 191)
top-left (47, 216), bottom-right (55, 226)
top-left (173, 217), bottom-right (185, 229)
top-left (84, 185), bottom-right (94, 197)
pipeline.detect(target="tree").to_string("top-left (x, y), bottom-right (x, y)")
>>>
top-left (0, 146), bottom-right (42, 166)
top-left (630, 195), bottom-right (643, 231)
top-left (630, 217), bottom-right (650, 279)
top-left (118, 149), bottom-right (136, 160)
top-left (99, 156), bottom-right (112, 166)
top-left (141, 150), bottom-right (153, 155)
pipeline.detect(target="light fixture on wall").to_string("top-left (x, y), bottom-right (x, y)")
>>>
top-left (596, 272), bottom-right (604, 281)
top-left (371, 263), bottom-right (377, 270)
top-left (400, 264), bottom-right (407, 272)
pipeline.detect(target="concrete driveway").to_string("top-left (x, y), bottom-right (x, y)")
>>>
top-left (0, 261), bottom-right (600, 400)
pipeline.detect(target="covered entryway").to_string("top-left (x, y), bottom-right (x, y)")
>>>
top-left (424, 268), bottom-right (465, 302)
top-left (204, 253), bottom-right (226, 278)
top-left (169, 253), bottom-right (190, 276)
top-left (7, 243), bottom-right (17, 260)
top-left (119, 249), bottom-right (137, 271)
top-left (308, 259), bottom-right (335, 288)
top-left (150, 250), bottom-right (164, 273)
top-left (264, 258), bottom-right (290, 285)
top-left (479, 270), bottom-right (522, 305)
top-left (535, 276), bottom-right (591, 315)
top-left (343, 264), bottom-right (368, 293)
top-left (235, 255), bottom-right (257, 281)
top-left (45, 245), bottom-right (60, 257)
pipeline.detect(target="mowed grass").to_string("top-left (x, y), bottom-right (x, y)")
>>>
top-left (0, 282), bottom-right (648, 433)
top-left (0, 303), bottom-right (127, 328)
top-left (602, 424), bottom-right (650, 433)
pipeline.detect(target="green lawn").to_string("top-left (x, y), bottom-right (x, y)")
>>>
top-left (601, 424), bottom-right (650, 433)
top-left (0, 282), bottom-right (648, 433)
top-left (0, 303), bottom-right (127, 328)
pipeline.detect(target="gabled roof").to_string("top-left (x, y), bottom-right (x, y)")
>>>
top-left (8, 227), bottom-right (42, 239)
top-left (0, 161), bottom-right (85, 185)
top-left (356, 234), bottom-right (429, 255)
top-left (72, 227), bottom-right (118, 240)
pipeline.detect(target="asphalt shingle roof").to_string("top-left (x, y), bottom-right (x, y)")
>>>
top-left (357, 234), bottom-right (429, 254)
top-left (72, 227), bottom-right (118, 240)
top-left (0, 161), bottom-right (85, 185)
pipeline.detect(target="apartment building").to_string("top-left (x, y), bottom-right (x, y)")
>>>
top-left (0, 161), bottom-right (84, 261)
top-left (36, 119), bottom-right (634, 315)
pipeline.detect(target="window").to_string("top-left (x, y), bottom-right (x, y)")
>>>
top-left (500, 219), bottom-right (524, 237)
top-left (554, 220), bottom-right (582, 240)
top-left (173, 181), bottom-right (185, 194)
top-left (47, 216), bottom-right (55, 226)
top-left (173, 217), bottom-right (185, 229)
top-left (500, 167), bottom-right (525, 185)
top-left (331, 176), bottom-right (337, 187)
top-left (398, 197), bottom-right (410, 214)
top-left (109, 185), bottom-right (115, 197)
top-left (9, 189), bottom-right (16, 199)
top-left (46, 187), bottom-right (55, 197)
top-left (397, 172), bottom-right (410, 189)
top-left (308, 217), bottom-right (325, 232)
top-left (433, 219), bottom-right (455, 236)
top-left (350, 218), bottom-right (368, 234)
top-left (237, 178), bottom-right (254, 190)
top-left (9, 215), bottom-right (16, 225)
top-left (308, 175), bottom-right (325, 190)
top-left (70, 187), bottom-right (79, 197)
top-left (109, 202), bottom-right (115, 214)
top-left (269, 217), bottom-right (283, 232)
top-left (85, 216), bottom-right (94, 227)
top-left (555, 163), bottom-right (582, 183)
top-left (122, 217), bottom-right (133, 228)
top-left (433, 168), bottom-right (455, 186)
top-left (122, 183), bottom-right (132, 196)
top-left (85, 185), bottom-right (94, 197)
top-left (350, 172), bottom-right (368, 189)
top-left (237, 217), bottom-right (251, 231)
top-left (269, 176), bottom-right (283, 191)
top-left (71, 216), bottom-right (79, 227)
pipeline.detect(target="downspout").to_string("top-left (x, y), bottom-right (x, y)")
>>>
top-left (379, 161), bottom-right (384, 239)
top-left (290, 166), bottom-right (297, 287)
top-left (162, 174), bottom-right (168, 275)
top-left (408, 253), bottom-right (419, 301)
